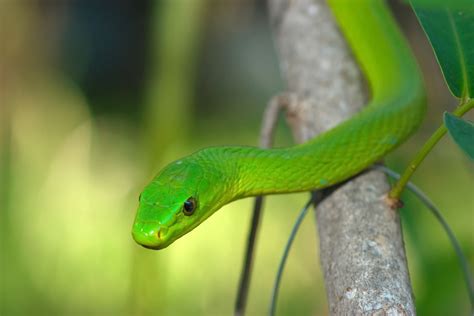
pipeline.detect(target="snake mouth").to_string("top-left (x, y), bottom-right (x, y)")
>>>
top-left (141, 243), bottom-right (167, 250)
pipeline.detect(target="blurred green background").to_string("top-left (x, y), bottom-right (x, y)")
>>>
top-left (0, 0), bottom-right (472, 315)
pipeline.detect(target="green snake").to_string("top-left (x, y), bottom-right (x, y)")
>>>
top-left (132, 0), bottom-right (426, 250)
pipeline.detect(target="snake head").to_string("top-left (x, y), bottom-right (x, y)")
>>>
top-left (132, 154), bottom-right (226, 249)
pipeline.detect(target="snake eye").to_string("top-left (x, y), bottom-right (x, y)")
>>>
top-left (183, 197), bottom-right (197, 216)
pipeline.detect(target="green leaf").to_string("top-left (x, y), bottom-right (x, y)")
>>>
top-left (411, 2), bottom-right (474, 99)
top-left (409, 0), bottom-right (474, 9)
top-left (444, 112), bottom-right (474, 159)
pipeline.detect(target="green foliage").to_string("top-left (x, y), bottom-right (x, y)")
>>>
top-left (444, 112), bottom-right (474, 159)
top-left (411, 1), bottom-right (474, 98)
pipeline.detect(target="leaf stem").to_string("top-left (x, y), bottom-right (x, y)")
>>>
top-left (389, 99), bottom-right (474, 199)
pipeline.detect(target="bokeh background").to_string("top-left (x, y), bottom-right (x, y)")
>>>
top-left (1, 0), bottom-right (472, 315)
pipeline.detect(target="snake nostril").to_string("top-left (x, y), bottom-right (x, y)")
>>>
top-left (156, 227), bottom-right (168, 241)
top-left (157, 228), bottom-right (166, 240)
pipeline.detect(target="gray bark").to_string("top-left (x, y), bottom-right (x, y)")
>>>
top-left (267, 0), bottom-right (415, 314)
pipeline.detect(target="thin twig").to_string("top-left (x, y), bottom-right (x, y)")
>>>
top-left (269, 195), bottom-right (314, 316)
top-left (235, 196), bottom-right (264, 316)
top-left (375, 164), bottom-right (474, 309)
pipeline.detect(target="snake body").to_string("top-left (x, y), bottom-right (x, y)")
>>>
top-left (132, 0), bottom-right (426, 249)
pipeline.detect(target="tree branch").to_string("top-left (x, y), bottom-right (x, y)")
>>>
top-left (267, 0), bottom-right (415, 314)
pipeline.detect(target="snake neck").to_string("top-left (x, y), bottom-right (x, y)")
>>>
top-left (195, 145), bottom-right (340, 200)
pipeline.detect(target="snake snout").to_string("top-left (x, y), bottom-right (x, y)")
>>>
top-left (132, 223), bottom-right (169, 250)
